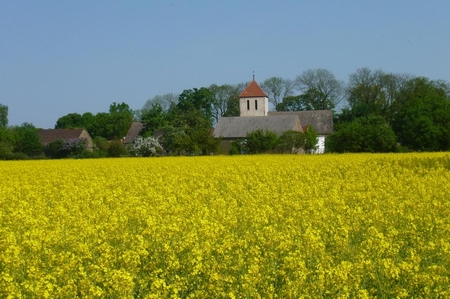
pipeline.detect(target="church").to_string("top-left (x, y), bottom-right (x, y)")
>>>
top-left (213, 79), bottom-right (334, 153)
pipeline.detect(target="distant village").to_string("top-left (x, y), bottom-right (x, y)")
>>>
top-left (1, 68), bottom-right (450, 159)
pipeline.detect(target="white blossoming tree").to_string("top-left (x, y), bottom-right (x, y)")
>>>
top-left (133, 136), bottom-right (163, 157)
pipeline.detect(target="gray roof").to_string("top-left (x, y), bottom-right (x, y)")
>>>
top-left (213, 115), bottom-right (302, 138)
top-left (267, 110), bottom-right (333, 135)
top-left (124, 122), bottom-right (144, 143)
top-left (38, 128), bottom-right (86, 144)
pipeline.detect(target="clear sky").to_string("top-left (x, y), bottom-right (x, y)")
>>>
top-left (1, 1), bottom-right (449, 129)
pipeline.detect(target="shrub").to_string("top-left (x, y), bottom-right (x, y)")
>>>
top-left (246, 129), bottom-right (278, 154)
top-left (107, 141), bottom-right (128, 157)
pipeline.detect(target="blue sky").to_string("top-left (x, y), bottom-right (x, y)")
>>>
top-left (1, 1), bottom-right (449, 128)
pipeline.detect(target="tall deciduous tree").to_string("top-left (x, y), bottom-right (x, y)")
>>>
top-left (261, 77), bottom-right (295, 107)
top-left (55, 113), bottom-right (83, 129)
top-left (209, 84), bottom-right (241, 123)
top-left (107, 102), bottom-right (134, 140)
top-left (392, 77), bottom-right (450, 151)
top-left (295, 69), bottom-right (344, 110)
top-left (162, 88), bottom-right (219, 155)
top-left (136, 93), bottom-right (178, 120)
top-left (139, 103), bottom-right (168, 136)
top-left (347, 68), bottom-right (411, 122)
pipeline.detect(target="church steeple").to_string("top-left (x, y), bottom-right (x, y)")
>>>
top-left (239, 78), bottom-right (269, 116)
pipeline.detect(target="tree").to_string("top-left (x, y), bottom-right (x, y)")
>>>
top-left (136, 93), bottom-right (178, 119)
top-left (276, 92), bottom-right (324, 112)
top-left (276, 130), bottom-right (305, 153)
top-left (392, 77), bottom-right (450, 151)
top-left (0, 104), bottom-right (8, 128)
top-left (11, 123), bottom-right (43, 157)
top-left (176, 88), bottom-right (214, 126)
top-left (108, 102), bottom-right (134, 140)
top-left (326, 115), bottom-right (397, 153)
top-left (295, 69), bottom-right (344, 110)
top-left (132, 136), bottom-right (163, 157)
top-left (245, 129), bottom-right (279, 154)
top-left (90, 112), bottom-right (110, 139)
top-left (261, 77), bottom-right (295, 107)
top-left (346, 68), bottom-right (411, 122)
top-left (209, 84), bottom-right (241, 123)
top-left (303, 125), bottom-right (319, 154)
top-left (0, 106), bottom-right (14, 159)
top-left (159, 125), bottom-right (190, 156)
top-left (55, 113), bottom-right (83, 129)
top-left (55, 112), bottom-right (97, 134)
top-left (139, 103), bottom-right (168, 136)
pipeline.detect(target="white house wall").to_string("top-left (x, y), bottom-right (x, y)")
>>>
top-left (314, 136), bottom-right (326, 154)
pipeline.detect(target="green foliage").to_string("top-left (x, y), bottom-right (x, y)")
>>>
top-left (276, 130), bottom-right (305, 153)
top-left (43, 140), bottom-right (66, 159)
top-left (55, 113), bottom-right (83, 129)
top-left (209, 84), bottom-right (241, 122)
top-left (43, 138), bottom-right (87, 159)
top-left (261, 77), bottom-right (295, 107)
top-left (107, 141), bottom-right (128, 157)
top-left (139, 103), bottom-right (168, 136)
top-left (245, 129), bottom-right (279, 154)
top-left (55, 103), bottom-right (133, 141)
top-left (0, 104), bottom-right (8, 128)
top-left (108, 102), bottom-right (134, 140)
top-left (93, 136), bottom-right (108, 151)
top-left (276, 95), bottom-right (312, 111)
top-left (176, 88), bottom-right (214, 126)
top-left (326, 115), bottom-right (397, 153)
top-left (0, 141), bottom-right (13, 160)
top-left (392, 77), bottom-right (450, 151)
top-left (229, 139), bottom-right (246, 155)
top-left (159, 126), bottom-right (190, 156)
top-left (11, 123), bottom-right (43, 157)
top-left (303, 125), bottom-right (319, 154)
top-left (295, 69), bottom-right (344, 110)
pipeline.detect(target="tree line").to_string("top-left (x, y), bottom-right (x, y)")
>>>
top-left (1, 67), bottom-right (449, 159)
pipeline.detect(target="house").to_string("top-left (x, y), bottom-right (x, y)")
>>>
top-left (123, 122), bottom-right (145, 144)
top-left (213, 79), bottom-right (334, 153)
top-left (38, 128), bottom-right (94, 151)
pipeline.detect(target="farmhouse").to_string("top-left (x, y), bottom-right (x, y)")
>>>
top-left (123, 122), bottom-right (145, 144)
top-left (38, 128), bottom-right (94, 151)
top-left (213, 79), bottom-right (334, 153)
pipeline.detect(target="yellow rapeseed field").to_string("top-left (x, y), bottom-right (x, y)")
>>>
top-left (1, 153), bottom-right (450, 298)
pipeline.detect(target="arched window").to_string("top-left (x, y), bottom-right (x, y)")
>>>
top-left (255, 99), bottom-right (258, 110)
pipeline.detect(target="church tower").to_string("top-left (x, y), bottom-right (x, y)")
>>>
top-left (239, 78), bottom-right (268, 117)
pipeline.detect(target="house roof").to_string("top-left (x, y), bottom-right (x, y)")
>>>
top-left (213, 115), bottom-right (302, 138)
top-left (239, 80), bottom-right (268, 98)
top-left (38, 128), bottom-right (86, 144)
top-left (124, 122), bottom-right (144, 143)
top-left (268, 110), bottom-right (334, 135)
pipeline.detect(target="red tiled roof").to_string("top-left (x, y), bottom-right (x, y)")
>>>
top-left (239, 80), bottom-right (268, 98)
top-left (38, 129), bottom-right (84, 144)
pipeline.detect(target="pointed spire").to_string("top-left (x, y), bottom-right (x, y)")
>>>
top-left (252, 71), bottom-right (255, 81)
top-left (239, 78), bottom-right (268, 98)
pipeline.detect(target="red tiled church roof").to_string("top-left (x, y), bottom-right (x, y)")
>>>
top-left (239, 80), bottom-right (268, 98)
